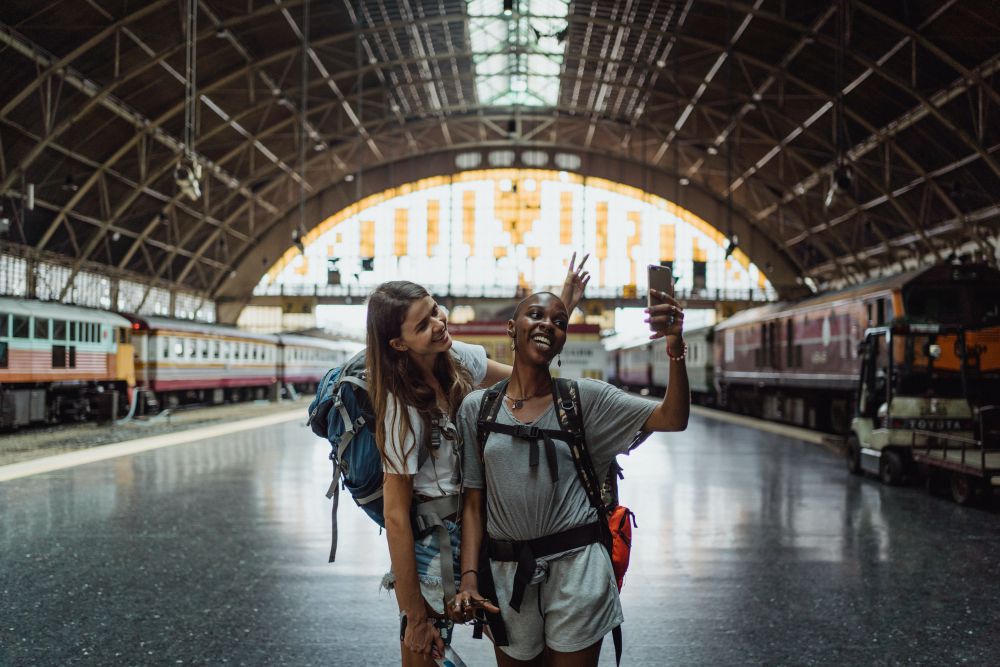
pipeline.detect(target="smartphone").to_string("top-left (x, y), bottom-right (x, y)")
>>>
top-left (647, 264), bottom-right (674, 333)
top-left (647, 264), bottom-right (674, 306)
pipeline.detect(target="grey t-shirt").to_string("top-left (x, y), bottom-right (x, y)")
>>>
top-left (458, 378), bottom-right (656, 542)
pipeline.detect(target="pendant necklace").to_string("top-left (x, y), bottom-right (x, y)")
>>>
top-left (505, 388), bottom-right (550, 410)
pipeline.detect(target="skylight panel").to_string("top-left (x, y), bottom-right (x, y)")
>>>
top-left (466, 0), bottom-right (569, 108)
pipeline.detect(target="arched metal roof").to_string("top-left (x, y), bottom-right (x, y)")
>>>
top-left (1, 0), bottom-right (998, 316)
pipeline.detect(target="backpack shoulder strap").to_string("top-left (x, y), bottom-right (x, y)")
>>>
top-left (472, 379), bottom-right (510, 646)
top-left (476, 379), bottom-right (508, 457)
top-left (552, 378), bottom-right (605, 517)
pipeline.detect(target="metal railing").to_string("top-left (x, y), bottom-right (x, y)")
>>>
top-left (253, 282), bottom-right (777, 304)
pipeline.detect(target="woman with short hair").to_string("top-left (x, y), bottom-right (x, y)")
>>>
top-left (453, 289), bottom-right (689, 666)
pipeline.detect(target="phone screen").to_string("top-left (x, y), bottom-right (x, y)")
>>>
top-left (647, 264), bottom-right (673, 308)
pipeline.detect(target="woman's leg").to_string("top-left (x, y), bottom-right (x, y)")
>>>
top-left (543, 638), bottom-right (603, 667)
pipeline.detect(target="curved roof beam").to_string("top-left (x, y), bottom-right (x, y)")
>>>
top-left (169, 92), bottom-right (852, 294)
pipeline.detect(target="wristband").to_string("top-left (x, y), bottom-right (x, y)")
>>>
top-left (461, 569), bottom-right (478, 579)
top-left (666, 341), bottom-right (687, 362)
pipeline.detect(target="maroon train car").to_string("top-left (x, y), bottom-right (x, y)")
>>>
top-left (714, 263), bottom-right (1000, 432)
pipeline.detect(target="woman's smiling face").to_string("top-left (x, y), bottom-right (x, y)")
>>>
top-left (509, 293), bottom-right (569, 365)
top-left (393, 295), bottom-right (452, 356)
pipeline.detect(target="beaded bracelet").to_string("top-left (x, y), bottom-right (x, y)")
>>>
top-left (666, 341), bottom-right (688, 362)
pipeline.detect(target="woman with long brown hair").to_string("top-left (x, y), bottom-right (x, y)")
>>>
top-left (370, 256), bottom-right (589, 666)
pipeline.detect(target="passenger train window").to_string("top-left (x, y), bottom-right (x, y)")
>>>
top-left (0, 313), bottom-right (8, 337)
top-left (163, 338), bottom-right (170, 359)
top-left (35, 318), bottom-right (50, 339)
top-left (54, 320), bottom-right (66, 340)
top-left (173, 339), bottom-right (184, 357)
top-left (213, 341), bottom-right (220, 359)
top-left (0, 341), bottom-right (7, 368)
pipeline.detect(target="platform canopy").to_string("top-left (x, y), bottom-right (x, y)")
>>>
top-left (1, 0), bottom-right (998, 316)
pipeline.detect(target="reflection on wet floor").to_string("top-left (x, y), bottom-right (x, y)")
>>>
top-left (1, 413), bottom-right (998, 666)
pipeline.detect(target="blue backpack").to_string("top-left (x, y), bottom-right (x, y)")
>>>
top-left (307, 350), bottom-right (433, 562)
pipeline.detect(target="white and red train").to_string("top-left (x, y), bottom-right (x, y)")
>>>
top-left (608, 262), bottom-right (1000, 433)
top-left (0, 297), bottom-right (360, 428)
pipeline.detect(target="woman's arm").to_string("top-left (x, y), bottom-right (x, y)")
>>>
top-left (481, 358), bottom-right (512, 387)
top-left (458, 488), bottom-right (485, 591)
top-left (449, 488), bottom-right (500, 621)
top-left (642, 290), bottom-right (690, 432)
top-left (383, 473), bottom-right (444, 657)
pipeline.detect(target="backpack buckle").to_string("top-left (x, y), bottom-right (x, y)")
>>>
top-left (560, 400), bottom-right (575, 411)
top-left (513, 425), bottom-right (540, 440)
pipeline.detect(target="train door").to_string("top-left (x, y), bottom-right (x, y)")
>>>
top-left (857, 332), bottom-right (887, 419)
top-left (115, 327), bottom-right (136, 388)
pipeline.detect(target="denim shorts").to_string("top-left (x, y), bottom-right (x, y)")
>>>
top-left (381, 518), bottom-right (462, 615)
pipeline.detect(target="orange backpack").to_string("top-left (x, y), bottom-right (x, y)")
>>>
top-left (608, 504), bottom-right (637, 590)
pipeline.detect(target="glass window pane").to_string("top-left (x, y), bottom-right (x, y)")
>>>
top-left (13, 315), bottom-right (30, 338)
top-left (35, 318), bottom-right (50, 339)
top-left (54, 320), bottom-right (66, 340)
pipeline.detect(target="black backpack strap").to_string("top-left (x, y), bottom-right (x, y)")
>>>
top-left (552, 378), bottom-right (624, 666)
top-left (472, 381), bottom-right (510, 646)
top-left (475, 379), bottom-right (508, 454)
top-left (552, 378), bottom-right (604, 518)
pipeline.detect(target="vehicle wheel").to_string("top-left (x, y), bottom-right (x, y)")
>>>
top-left (846, 436), bottom-right (862, 475)
top-left (879, 450), bottom-right (904, 486)
top-left (950, 472), bottom-right (978, 506)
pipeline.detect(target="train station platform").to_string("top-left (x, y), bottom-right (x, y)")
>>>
top-left (2, 409), bottom-right (998, 666)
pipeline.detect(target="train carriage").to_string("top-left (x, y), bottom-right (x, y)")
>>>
top-left (612, 325), bottom-right (714, 402)
top-left (127, 315), bottom-right (280, 408)
top-left (0, 298), bottom-right (134, 427)
top-left (277, 334), bottom-right (363, 392)
top-left (714, 262), bottom-right (1000, 432)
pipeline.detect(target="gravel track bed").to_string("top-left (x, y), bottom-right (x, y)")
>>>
top-left (0, 397), bottom-right (314, 467)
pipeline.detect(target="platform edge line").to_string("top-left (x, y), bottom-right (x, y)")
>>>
top-left (0, 409), bottom-right (306, 482)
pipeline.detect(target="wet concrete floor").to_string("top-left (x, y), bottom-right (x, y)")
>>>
top-left (1, 412), bottom-right (998, 666)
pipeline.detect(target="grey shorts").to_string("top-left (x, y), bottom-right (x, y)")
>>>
top-left (489, 543), bottom-right (623, 660)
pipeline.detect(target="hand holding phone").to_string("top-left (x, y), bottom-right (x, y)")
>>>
top-left (646, 264), bottom-right (683, 339)
top-left (647, 264), bottom-right (673, 329)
